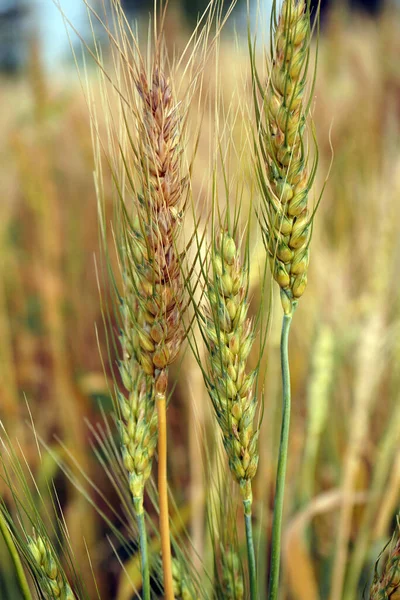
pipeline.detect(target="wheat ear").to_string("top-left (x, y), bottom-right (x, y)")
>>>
top-left (27, 531), bottom-right (75, 600)
top-left (115, 60), bottom-right (187, 600)
top-left (129, 64), bottom-right (188, 600)
top-left (171, 558), bottom-right (199, 600)
top-left (257, 0), bottom-right (315, 317)
top-left (250, 1), bottom-right (319, 598)
top-left (370, 524), bottom-right (400, 599)
top-left (118, 351), bottom-right (156, 599)
top-left (203, 229), bottom-right (259, 599)
top-left (221, 547), bottom-right (245, 600)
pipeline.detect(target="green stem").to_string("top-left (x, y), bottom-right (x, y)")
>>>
top-left (243, 499), bottom-right (257, 600)
top-left (268, 313), bottom-right (293, 600)
top-left (0, 510), bottom-right (32, 600)
top-left (134, 503), bottom-right (151, 600)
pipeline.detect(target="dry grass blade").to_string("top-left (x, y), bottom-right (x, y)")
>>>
top-left (284, 489), bottom-right (368, 600)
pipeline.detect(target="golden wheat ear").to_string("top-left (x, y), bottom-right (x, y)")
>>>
top-left (250, 0), bottom-right (320, 317)
top-left (125, 63), bottom-right (188, 393)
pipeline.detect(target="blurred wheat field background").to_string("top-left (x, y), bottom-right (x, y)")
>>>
top-left (1, 1), bottom-right (400, 599)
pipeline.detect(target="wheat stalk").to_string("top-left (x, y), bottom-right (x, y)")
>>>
top-left (90, 42), bottom-right (189, 600)
top-left (112, 61), bottom-right (187, 598)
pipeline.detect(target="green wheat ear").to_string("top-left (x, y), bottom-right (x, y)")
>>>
top-left (27, 531), bottom-right (76, 600)
top-left (204, 229), bottom-right (259, 503)
top-left (192, 221), bottom-right (260, 599)
top-left (221, 546), bottom-right (245, 600)
top-left (0, 422), bottom-right (90, 600)
top-left (117, 358), bottom-right (158, 515)
top-left (252, 0), bottom-right (319, 316)
top-left (171, 557), bottom-right (200, 600)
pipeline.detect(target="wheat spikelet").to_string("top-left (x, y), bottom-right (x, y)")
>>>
top-left (204, 230), bottom-right (258, 503)
top-left (258, 0), bottom-right (315, 315)
top-left (28, 531), bottom-right (75, 600)
top-left (370, 526), bottom-right (400, 599)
